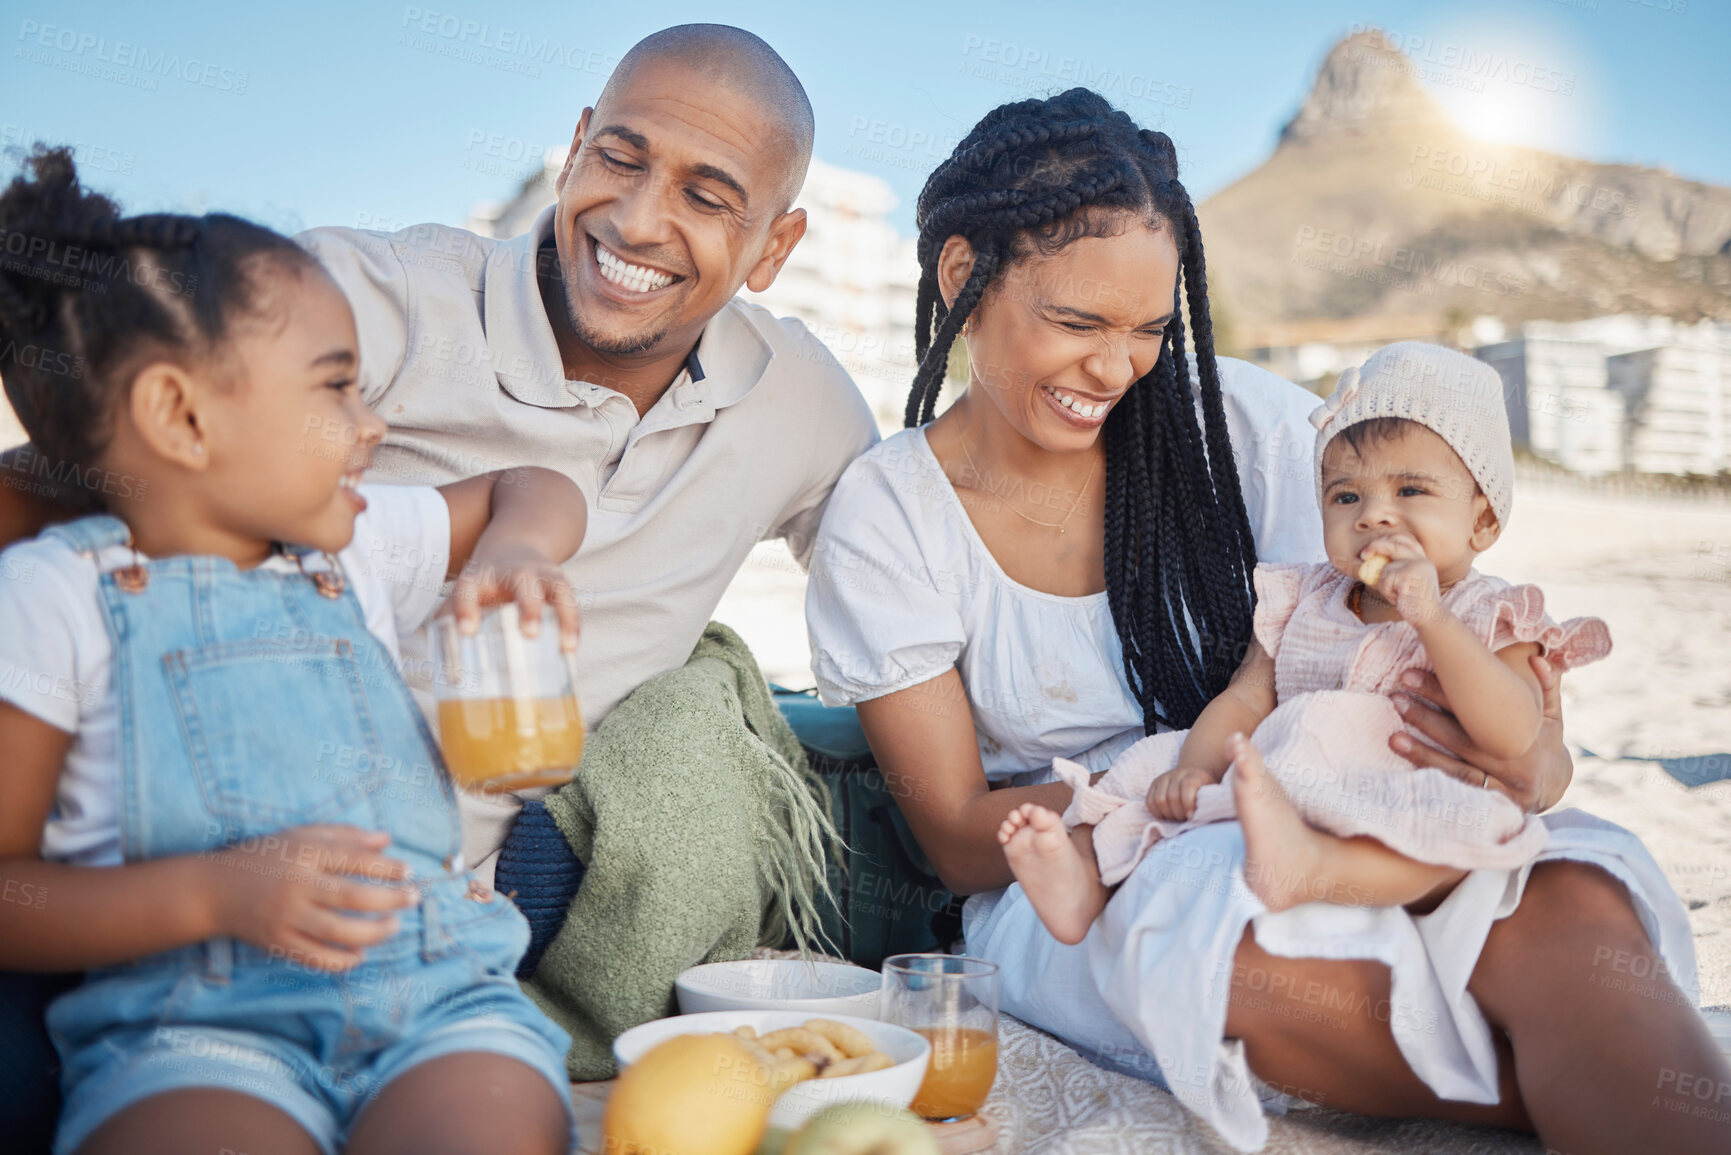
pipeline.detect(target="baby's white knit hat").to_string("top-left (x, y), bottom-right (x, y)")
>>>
top-left (1310, 341), bottom-right (1515, 529)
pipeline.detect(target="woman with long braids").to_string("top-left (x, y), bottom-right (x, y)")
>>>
top-left (805, 89), bottom-right (1723, 1154)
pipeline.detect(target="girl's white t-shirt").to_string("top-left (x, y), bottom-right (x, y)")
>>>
top-left (804, 358), bottom-right (1328, 783)
top-left (0, 484), bottom-right (452, 866)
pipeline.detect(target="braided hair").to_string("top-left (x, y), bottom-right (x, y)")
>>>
top-left (0, 145), bottom-right (318, 473)
top-left (906, 89), bottom-right (1256, 731)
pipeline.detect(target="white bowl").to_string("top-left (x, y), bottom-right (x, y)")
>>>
top-left (613, 1009), bottom-right (929, 1129)
top-left (675, 959), bottom-right (882, 1018)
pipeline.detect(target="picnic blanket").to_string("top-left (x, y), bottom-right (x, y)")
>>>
top-left (565, 955), bottom-right (1578, 1155)
top-left (964, 1015), bottom-right (1540, 1153)
top-left (571, 950), bottom-right (1726, 1154)
top-left (525, 622), bottom-right (840, 1078)
top-left (573, 1003), bottom-right (1731, 1154)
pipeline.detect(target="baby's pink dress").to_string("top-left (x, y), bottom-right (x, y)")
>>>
top-left (1057, 563), bottom-right (1612, 887)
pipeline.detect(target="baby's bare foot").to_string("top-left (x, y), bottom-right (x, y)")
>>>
top-left (1230, 733), bottom-right (1331, 913)
top-left (999, 803), bottom-right (1107, 945)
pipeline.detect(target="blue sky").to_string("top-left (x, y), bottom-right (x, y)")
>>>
top-left (2, 0), bottom-right (1724, 238)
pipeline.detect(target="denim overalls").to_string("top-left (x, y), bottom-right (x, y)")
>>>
top-left (41, 515), bottom-right (571, 1155)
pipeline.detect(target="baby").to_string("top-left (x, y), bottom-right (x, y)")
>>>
top-left (999, 342), bottom-right (1610, 944)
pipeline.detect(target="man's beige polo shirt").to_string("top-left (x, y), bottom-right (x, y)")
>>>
top-left (299, 207), bottom-right (877, 873)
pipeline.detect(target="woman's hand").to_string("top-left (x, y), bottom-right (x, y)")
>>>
top-left (443, 543), bottom-right (581, 651)
top-left (1388, 653), bottom-right (1572, 812)
top-left (1148, 766), bottom-right (1215, 821)
top-left (202, 824), bottom-right (420, 972)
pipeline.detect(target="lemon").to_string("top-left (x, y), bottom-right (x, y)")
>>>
top-left (605, 1034), bottom-right (777, 1155)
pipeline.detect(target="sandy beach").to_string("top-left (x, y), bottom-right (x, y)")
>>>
top-left (1487, 481), bottom-right (1731, 1010)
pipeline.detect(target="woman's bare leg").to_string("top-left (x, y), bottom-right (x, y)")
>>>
top-left (1225, 860), bottom-right (1731, 1153)
top-left (346, 1051), bottom-right (568, 1155)
top-left (1222, 926), bottom-right (1531, 1129)
top-left (1469, 861), bottom-right (1730, 1155)
top-left (75, 1089), bottom-right (322, 1155)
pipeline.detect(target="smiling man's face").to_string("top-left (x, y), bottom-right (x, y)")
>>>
top-left (548, 55), bottom-right (807, 365)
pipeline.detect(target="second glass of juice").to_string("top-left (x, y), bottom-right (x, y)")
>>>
top-left (880, 953), bottom-right (999, 1122)
top-left (432, 604), bottom-right (584, 793)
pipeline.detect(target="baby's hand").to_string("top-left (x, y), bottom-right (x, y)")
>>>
top-left (1360, 533), bottom-right (1442, 625)
top-left (202, 825), bottom-right (420, 972)
top-left (1148, 766), bottom-right (1216, 821)
top-left (444, 545), bottom-right (582, 652)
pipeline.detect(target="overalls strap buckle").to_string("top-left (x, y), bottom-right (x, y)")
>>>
top-left (41, 514), bottom-right (151, 592)
top-left (284, 544), bottom-right (348, 598)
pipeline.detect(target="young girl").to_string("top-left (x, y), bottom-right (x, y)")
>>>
top-left (0, 149), bottom-right (584, 1154)
top-left (999, 341), bottom-right (1611, 945)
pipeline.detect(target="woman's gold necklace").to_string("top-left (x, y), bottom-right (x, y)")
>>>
top-left (959, 431), bottom-right (1098, 534)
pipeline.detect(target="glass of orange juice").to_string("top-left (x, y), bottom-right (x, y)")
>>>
top-left (880, 953), bottom-right (999, 1122)
top-left (432, 604), bottom-right (584, 793)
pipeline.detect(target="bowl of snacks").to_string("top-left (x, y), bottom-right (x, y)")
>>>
top-left (675, 959), bottom-right (882, 1017)
top-left (611, 1010), bottom-right (929, 1129)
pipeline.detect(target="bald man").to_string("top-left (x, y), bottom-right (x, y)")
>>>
top-left (296, 25), bottom-right (876, 941)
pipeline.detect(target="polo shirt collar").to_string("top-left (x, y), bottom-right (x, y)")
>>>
top-left (483, 205), bottom-right (570, 409)
top-left (482, 205), bottom-right (773, 413)
top-left (682, 297), bottom-right (771, 412)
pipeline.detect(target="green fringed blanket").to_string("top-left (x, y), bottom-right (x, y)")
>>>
top-left (525, 622), bottom-right (839, 1079)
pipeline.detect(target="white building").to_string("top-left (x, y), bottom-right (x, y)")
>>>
top-left (1477, 316), bottom-right (1731, 476)
top-left (741, 160), bottom-right (919, 427)
top-left (469, 152), bottom-right (919, 428)
top-left (1608, 334), bottom-right (1730, 475)
top-left (1550, 387), bottom-right (1626, 475)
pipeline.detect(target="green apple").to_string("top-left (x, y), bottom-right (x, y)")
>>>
top-left (782, 1102), bottom-right (940, 1155)
top-left (756, 1125), bottom-right (793, 1155)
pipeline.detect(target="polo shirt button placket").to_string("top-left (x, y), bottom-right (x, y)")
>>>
top-left (672, 380), bottom-right (712, 416)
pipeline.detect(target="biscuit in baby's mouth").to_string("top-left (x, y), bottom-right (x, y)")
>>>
top-left (1358, 554), bottom-right (1389, 586)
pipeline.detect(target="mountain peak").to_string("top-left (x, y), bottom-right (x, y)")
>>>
top-left (1280, 29), bottom-right (1454, 146)
top-left (1201, 30), bottom-right (1731, 348)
